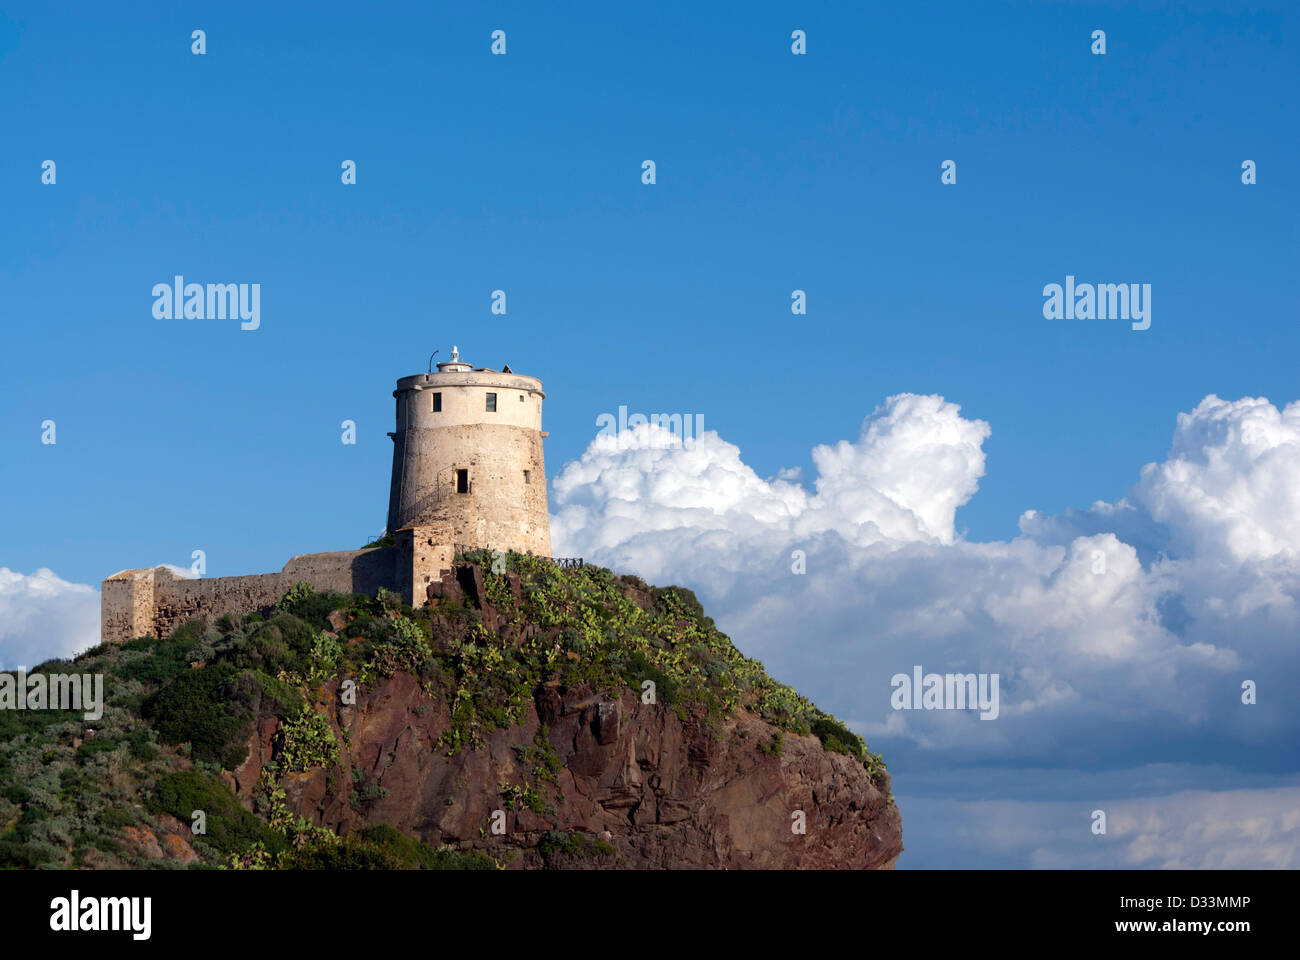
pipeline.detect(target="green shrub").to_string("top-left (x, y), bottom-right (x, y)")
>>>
top-left (359, 616), bottom-right (431, 682)
top-left (231, 669), bottom-right (306, 720)
top-left (147, 770), bottom-right (281, 856)
top-left (126, 727), bottom-right (160, 761)
top-left (0, 836), bottom-right (56, 868)
top-left (810, 714), bottom-right (866, 761)
top-left (75, 735), bottom-right (123, 765)
top-left (351, 784), bottom-right (389, 806)
top-left (651, 585), bottom-right (715, 630)
top-left (99, 806), bottom-right (136, 830)
top-left (358, 825), bottom-right (495, 870)
top-left (277, 583), bottom-right (349, 631)
top-left (117, 618), bottom-right (210, 685)
top-left (279, 710), bottom-right (339, 772)
top-left (512, 725), bottom-right (562, 787)
top-left (231, 614), bottom-right (317, 677)
top-left (146, 770), bottom-right (280, 853)
top-left (617, 649), bottom-right (679, 705)
top-left (500, 783), bottom-right (545, 814)
top-left (273, 824), bottom-right (495, 870)
top-left (3, 784), bottom-right (30, 805)
top-left (142, 663), bottom-right (253, 768)
top-left (537, 829), bottom-right (615, 862)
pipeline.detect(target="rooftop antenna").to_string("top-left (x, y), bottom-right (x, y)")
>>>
top-left (427, 349), bottom-right (439, 373)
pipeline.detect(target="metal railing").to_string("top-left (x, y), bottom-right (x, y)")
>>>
top-left (404, 487), bottom-right (447, 524)
top-left (453, 543), bottom-right (583, 569)
top-left (362, 535), bottom-right (583, 570)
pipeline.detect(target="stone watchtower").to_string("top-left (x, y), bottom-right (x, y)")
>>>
top-left (98, 348), bottom-right (554, 643)
top-left (386, 346), bottom-right (552, 556)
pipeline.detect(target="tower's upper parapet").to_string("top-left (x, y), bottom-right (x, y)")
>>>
top-left (393, 351), bottom-right (545, 432)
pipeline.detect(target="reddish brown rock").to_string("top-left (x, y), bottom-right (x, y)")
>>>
top-left (122, 824), bottom-right (164, 860)
top-left (159, 820), bottom-right (200, 864)
top-left (248, 670), bottom-right (902, 869)
top-left (228, 715), bottom-right (282, 804)
top-left (426, 569), bottom-right (465, 606)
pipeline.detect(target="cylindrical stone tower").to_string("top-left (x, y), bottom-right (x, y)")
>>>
top-left (386, 346), bottom-right (551, 556)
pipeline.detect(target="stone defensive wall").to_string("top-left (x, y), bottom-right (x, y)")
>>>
top-left (100, 525), bottom-right (455, 644)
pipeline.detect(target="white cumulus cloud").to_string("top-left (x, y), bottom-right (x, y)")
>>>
top-left (550, 392), bottom-right (1300, 770)
top-left (0, 568), bottom-right (101, 669)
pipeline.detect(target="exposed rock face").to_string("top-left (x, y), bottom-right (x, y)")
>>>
top-left (241, 670), bottom-right (902, 869)
top-left (120, 815), bottom-right (199, 864)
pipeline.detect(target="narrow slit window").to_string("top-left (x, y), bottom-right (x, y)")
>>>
top-left (431, 392), bottom-right (442, 412)
top-left (523, 470), bottom-right (531, 485)
top-left (485, 392), bottom-right (497, 412)
top-left (456, 469), bottom-right (469, 494)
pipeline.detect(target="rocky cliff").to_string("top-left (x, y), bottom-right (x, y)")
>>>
top-left (0, 553), bottom-right (901, 870)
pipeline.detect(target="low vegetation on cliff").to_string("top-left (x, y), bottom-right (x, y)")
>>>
top-left (0, 553), bottom-right (888, 869)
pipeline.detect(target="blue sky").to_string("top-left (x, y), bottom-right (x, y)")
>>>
top-left (2, 1), bottom-right (1298, 867)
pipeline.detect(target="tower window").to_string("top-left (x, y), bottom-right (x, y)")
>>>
top-left (524, 470), bottom-right (531, 484)
top-left (431, 392), bottom-right (442, 412)
top-left (485, 392), bottom-right (497, 412)
top-left (456, 469), bottom-right (469, 494)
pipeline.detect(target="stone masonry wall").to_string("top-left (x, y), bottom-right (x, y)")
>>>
top-left (396, 524), bottom-right (456, 611)
top-left (100, 528), bottom-right (456, 644)
top-left (396, 424), bottom-right (551, 556)
top-left (101, 571), bottom-right (156, 644)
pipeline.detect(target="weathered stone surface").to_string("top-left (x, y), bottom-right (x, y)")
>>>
top-left (227, 715), bottom-right (281, 803)
top-left (122, 824), bottom-right (164, 860)
top-left (259, 674), bottom-right (902, 870)
top-left (595, 701), bottom-right (621, 745)
top-left (101, 525), bottom-right (466, 644)
top-left (387, 365), bottom-right (551, 558)
top-left (426, 568), bottom-right (465, 605)
top-left (155, 814), bottom-right (200, 864)
top-left (102, 548), bottom-right (399, 644)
